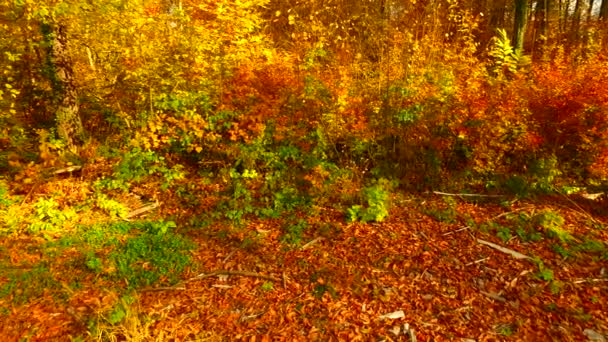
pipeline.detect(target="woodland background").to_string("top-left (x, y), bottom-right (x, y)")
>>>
top-left (1, 0), bottom-right (608, 341)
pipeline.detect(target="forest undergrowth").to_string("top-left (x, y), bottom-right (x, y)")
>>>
top-left (1, 0), bottom-right (608, 340)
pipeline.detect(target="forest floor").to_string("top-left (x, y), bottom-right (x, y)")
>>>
top-left (0, 168), bottom-right (607, 341)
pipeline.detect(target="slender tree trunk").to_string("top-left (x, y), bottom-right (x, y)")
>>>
top-left (44, 22), bottom-right (85, 153)
top-left (489, 0), bottom-right (508, 30)
top-left (588, 0), bottom-right (595, 22)
top-left (601, 0), bottom-right (608, 20)
top-left (570, 0), bottom-right (582, 42)
top-left (513, 0), bottom-right (529, 51)
top-left (534, 0), bottom-right (551, 57)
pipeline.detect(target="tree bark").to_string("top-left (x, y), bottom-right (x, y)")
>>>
top-left (570, 0), bottom-right (582, 42)
top-left (513, 0), bottom-right (529, 51)
top-left (44, 22), bottom-right (85, 153)
top-left (588, 0), bottom-right (595, 22)
top-left (601, 0), bottom-right (608, 20)
top-left (533, 0), bottom-right (551, 57)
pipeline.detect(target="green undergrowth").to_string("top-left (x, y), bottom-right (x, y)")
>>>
top-left (473, 207), bottom-right (607, 263)
top-left (0, 220), bottom-right (194, 309)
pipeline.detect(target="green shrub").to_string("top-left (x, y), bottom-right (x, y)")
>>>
top-left (346, 179), bottom-right (392, 223)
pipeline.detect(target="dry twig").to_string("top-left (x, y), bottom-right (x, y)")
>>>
top-left (125, 201), bottom-right (160, 219)
top-left (301, 237), bottom-right (325, 250)
top-left (189, 270), bottom-right (281, 283)
top-left (480, 290), bottom-right (506, 302)
top-left (573, 278), bottom-right (608, 284)
top-left (430, 191), bottom-right (504, 198)
top-left (476, 238), bottom-right (532, 261)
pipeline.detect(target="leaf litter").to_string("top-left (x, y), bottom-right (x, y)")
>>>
top-left (0, 189), bottom-right (607, 341)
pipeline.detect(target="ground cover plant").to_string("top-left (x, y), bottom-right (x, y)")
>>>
top-left (1, 0), bottom-right (608, 340)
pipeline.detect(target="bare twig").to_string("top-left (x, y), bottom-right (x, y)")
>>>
top-left (53, 165), bottom-right (82, 175)
top-left (476, 238), bottom-right (532, 261)
top-left (141, 285), bottom-right (187, 292)
top-left (443, 226), bottom-right (470, 236)
top-left (573, 278), bottom-right (608, 284)
top-left (222, 249), bottom-right (237, 263)
top-left (188, 270), bottom-right (281, 283)
top-left (125, 201), bottom-right (160, 219)
top-left (301, 237), bottom-right (325, 250)
top-left (408, 328), bottom-right (417, 342)
top-left (555, 193), bottom-right (601, 225)
top-left (490, 206), bottom-right (533, 220)
top-left (466, 257), bottom-right (489, 266)
top-left (430, 191), bottom-right (504, 198)
top-left (480, 290), bottom-right (506, 302)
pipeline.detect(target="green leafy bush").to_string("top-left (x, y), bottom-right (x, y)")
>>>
top-left (28, 198), bottom-right (76, 237)
top-left (346, 179), bottom-right (392, 223)
top-left (95, 148), bottom-right (185, 192)
top-left (108, 221), bottom-right (194, 288)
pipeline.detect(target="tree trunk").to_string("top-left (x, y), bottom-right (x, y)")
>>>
top-left (601, 0), bottom-right (608, 20)
top-left (44, 22), bottom-right (85, 153)
top-left (570, 0), bottom-right (582, 42)
top-left (513, 0), bottom-right (529, 51)
top-left (588, 0), bottom-right (595, 22)
top-left (489, 0), bottom-right (508, 30)
top-left (534, 0), bottom-right (551, 56)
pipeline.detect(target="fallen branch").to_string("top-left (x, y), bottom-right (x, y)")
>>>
top-left (573, 278), bottom-right (608, 284)
top-left (301, 237), bottom-right (325, 250)
top-left (188, 270), bottom-right (281, 283)
top-left (466, 257), bottom-right (489, 266)
top-left (430, 191), bottom-right (504, 198)
top-left (443, 226), bottom-right (470, 236)
top-left (476, 238), bottom-right (532, 261)
top-left (443, 207), bottom-right (534, 236)
top-left (53, 165), bottom-right (82, 175)
top-left (141, 285), bottom-right (187, 292)
top-left (480, 290), bottom-right (506, 302)
top-left (125, 201), bottom-right (160, 219)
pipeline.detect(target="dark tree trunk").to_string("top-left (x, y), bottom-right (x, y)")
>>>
top-left (570, 0), bottom-right (582, 42)
top-left (43, 22), bottom-right (85, 153)
top-left (588, 0), bottom-right (595, 22)
top-left (489, 0), bottom-right (508, 30)
top-left (601, 0), bottom-right (608, 20)
top-left (534, 0), bottom-right (551, 56)
top-left (513, 0), bottom-right (529, 51)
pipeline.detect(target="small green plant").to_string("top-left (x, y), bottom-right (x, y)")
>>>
top-left (95, 193), bottom-right (128, 219)
top-left (0, 264), bottom-right (61, 304)
top-left (534, 260), bottom-right (554, 281)
top-left (495, 323), bottom-right (515, 337)
top-left (96, 148), bottom-right (185, 192)
top-left (496, 226), bottom-right (512, 242)
top-left (346, 179), bottom-right (392, 223)
top-left (534, 210), bottom-right (571, 243)
top-left (551, 244), bottom-right (573, 258)
top-left (281, 219), bottom-right (308, 245)
top-left (508, 212), bottom-right (543, 242)
top-left (0, 180), bottom-right (16, 207)
top-left (106, 295), bottom-right (136, 325)
top-left (313, 284), bottom-right (338, 299)
top-left (574, 239), bottom-right (606, 254)
top-left (28, 197), bottom-right (76, 237)
top-left (529, 155), bottom-right (561, 193)
top-left (260, 281), bottom-right (274, 291)
top-left (503, 175), bottom-right (530, 198)
top-left (423, 196), bottom-right (458, 223)
top-left (85, 252), bottom-right (104, 274)
top-left (549, 280), bottom-right (563, 295)
top-left (108, 221), bottom-right (194, 288)
top-left (488, 28), bottom-right (530, 77)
